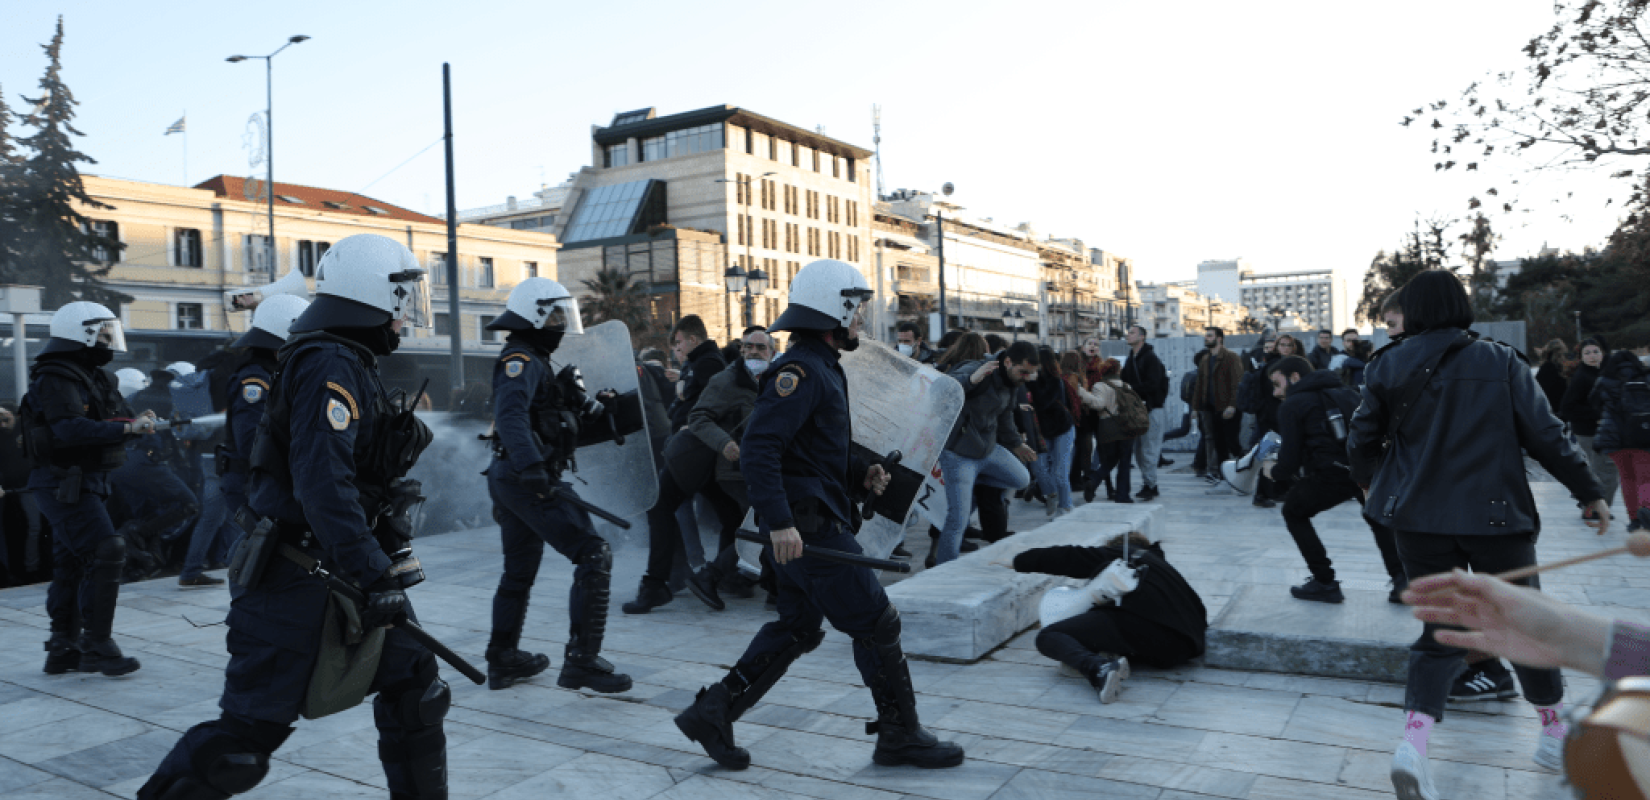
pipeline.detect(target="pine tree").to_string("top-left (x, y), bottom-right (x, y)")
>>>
top-left (0, 82), bottom-right (22, 284)
top-left (13, 17), bottom-right (130, 309)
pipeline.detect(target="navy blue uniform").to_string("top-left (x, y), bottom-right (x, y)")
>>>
top-left (140, 336), bottom-right (445, 800)
top-left (218, 360), bottom-right (272, 513)
top-left (486, 339), bottom-right (618, 674)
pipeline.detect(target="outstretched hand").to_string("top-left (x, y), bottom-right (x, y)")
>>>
top-left (1403, 569), bottom-right (1612, 677)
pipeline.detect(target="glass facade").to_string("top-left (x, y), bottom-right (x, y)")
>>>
top-left (640, 124), bottom-right (724, 162)
top-left (561, 180), bottom-right (655, 243)
top-left (605, 143), bottom-right (629, 168)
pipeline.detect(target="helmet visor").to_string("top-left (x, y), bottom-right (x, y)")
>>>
top-left (842, 287), bottom-right (873, 336)
top-left (391, 269), bottom-right (433, 330)
top-left (93, 319), bottom-right (127, 352)
top-left (543, 296), bottom-right (584, 335)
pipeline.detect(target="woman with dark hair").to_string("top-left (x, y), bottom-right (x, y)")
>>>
top-left (934, 332), bottom-right (987, 371)
top-left (1274, 334), bottom-right (1303, 358)
top-left (1012, 532), bottom-right (1206, 703)
top-left (1026, 348), bottom-right (1076, 516)
top-left (1561, 337), bottom-right (1618, 519)
top-left (1591, 336), bottom-right (1650, 532)
top-left (1536, 338), bottom-right (1571, 415)
top-left (1348, 268), bottom-right (1609, 798)
top-left (1086, 359), bottom-right (1136, 503)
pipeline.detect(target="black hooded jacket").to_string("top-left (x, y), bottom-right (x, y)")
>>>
top-left (1560, 361), bottom-right (1605, 437)
top-left (1121, 343), bottom-right (1169, 409)
top-left (1591, 349), bottom-right (1650, 454)
top-left (1013, 542), bottom-right (1207, 659)
top-left (1273, 370), bottom-right (1358, 479)
top-left (1347, 328), bottom-right (1602, 536)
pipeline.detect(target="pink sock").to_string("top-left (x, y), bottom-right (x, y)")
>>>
top-left (1404, 711), bottom-right (1435, 758)
top-left (1538, 704), bottom-right (1567, 738)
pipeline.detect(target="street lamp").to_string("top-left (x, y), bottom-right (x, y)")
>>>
top-left (715, 171), bottom-right (777, 332)
top-left (227, 34), bottom-right (309, 276)
top-left (933, 183), bottom-right (954, 335)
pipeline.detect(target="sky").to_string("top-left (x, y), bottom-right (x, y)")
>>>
top-left (0, 1), bottom-right (1632, 290)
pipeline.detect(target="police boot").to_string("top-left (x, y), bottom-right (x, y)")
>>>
top-left (558, 542), bottom-right (632, 694)
top-left (78, 636), bottom-right (140, 677)
top-left (860, 607), bottom-right (963, 769)
top-left (81, 536), bottom-right (140, 676)
top-left (484, 629), bottom-right (549, 692)
top-left (558, 634), bottom-right (632, 694)
top-left (673, 683), bottom-right (750, 770)
top-left (43, 633), bottom-right (81, 675)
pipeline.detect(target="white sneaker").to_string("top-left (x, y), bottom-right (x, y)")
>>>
top-left (1533, 732), bottom-right (1564, 772)
top-left (1391, 741), bottom-right (1441, 800)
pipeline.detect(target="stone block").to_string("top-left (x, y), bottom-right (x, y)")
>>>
top-left (888, 503), bottom-right (1160, 662)
top-left (1204, 584), bottom-right (1415, 683)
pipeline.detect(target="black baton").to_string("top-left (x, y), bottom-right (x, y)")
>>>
top-left (543, 487), bottom-right (632, 529)
top-left (735, 529), bottom-right (911, 574)
top-left (861, 449), bottom-right (903, 522)
top-left (283, 546), bottom-right (487, 685)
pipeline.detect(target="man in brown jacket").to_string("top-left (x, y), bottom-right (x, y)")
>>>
top-left (1192, 327), bottom-right (1243, 481)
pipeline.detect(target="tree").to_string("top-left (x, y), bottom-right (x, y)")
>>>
top-left (1358, 217), bottom-right (1456, 324)
top-left (1457, 211), bottom-right (1501, 318)
top-left (0, 82), bottom-right (21, 284)
top-left (1409, 2), bottom-right (1650, 211)
top-left (579, 267), bottom-right (652, 342)
top-left (1236, 317), bottom-right (1265, 334)
top-left (12, 17), bottom-right (130, 308)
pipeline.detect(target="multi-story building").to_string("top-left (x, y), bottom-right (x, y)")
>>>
top-left (27, 174), bottom-right (559, 403)
top-left (873, 202), bottom-right (939, 340)
top-left (1138, 281), bottom-right (1253, 338)
top-left (536, 105), bottom-right (874, 347)
top-left (1239, 269), bottom-right (1346, 334)
top-left (1087, 248), bottom-right (1137, 339)
top-left (882, 190), bottom-right (1042, 340)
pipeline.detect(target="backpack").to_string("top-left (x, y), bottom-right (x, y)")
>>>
top-left (1107, 380), bottom-right (1151, 439)
top-left (1621, 379), bottom-right (1650, 448)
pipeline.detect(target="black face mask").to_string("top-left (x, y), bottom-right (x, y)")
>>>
top-left (832, 326), bottom-right (860, 352)
top-left (523, 328), bottom-right (565, 354)
top-left (80, 347), bottom-right (115, 367)
top-left (332, 323), bottom-right (399, 356)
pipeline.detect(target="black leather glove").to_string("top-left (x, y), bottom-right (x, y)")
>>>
top-left (520, 463), bottom-right (553, 495)
top-left (361, 584), bottom-right (408, 629)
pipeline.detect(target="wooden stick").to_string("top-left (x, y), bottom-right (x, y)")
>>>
top-left (1495, 532), bottom-right (1650, 582)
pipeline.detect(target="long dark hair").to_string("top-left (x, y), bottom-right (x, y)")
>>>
top-left (935, 332), bottom-right (988, 370)
top-left (1037, 347), bottom-right (1061, 379)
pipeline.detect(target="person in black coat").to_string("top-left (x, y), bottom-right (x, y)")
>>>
top-left (1561, 337), bottom-right (1618, 515)
top-left (1026, 347), bottom-right (1076, 515)
top-left (1591, 344), bottom-right (1650, 531)
top-left (666, 315), bottom-right (725, 432)
top-left (1266, 357), bottom-right (1405, 604)
top-left (1121, 327), bottom-right (1170, 499)
top-left (1013, 532), bottom-right (1206, 703)
top-left (1535, 338), bottom-right (1571, 418)
top-left (1347, 270), bottom-right (1608, 796)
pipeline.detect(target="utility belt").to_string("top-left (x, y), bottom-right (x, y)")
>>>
top-left (483, 432), bottom-right (569, 476)
top-left (226, 507), bottom-right (425, 593)
top-left (214, 444), bottom-right (250, 477)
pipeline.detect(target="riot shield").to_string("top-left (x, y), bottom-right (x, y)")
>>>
top-left (545, 320), bottom-right (657, 520)
top-left (735, 340), bottom-right (963, 564)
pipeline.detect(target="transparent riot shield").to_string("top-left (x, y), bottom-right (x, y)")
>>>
top-left (546, 320), bottom-right (658, 520)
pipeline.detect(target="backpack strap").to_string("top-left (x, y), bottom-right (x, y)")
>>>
top-left (1387, 332), bottom-right (1473, 439)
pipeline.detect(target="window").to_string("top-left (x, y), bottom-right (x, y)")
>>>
top-left (173, 228), bottom-right (202, 267)
top-left (277, 195), bottom-right (305, 204)
top-left (86, 220), bottom-right (120, 264)
top-left (524, 260), bottom-right (539, 279)
top-left (434, 313), bottom-right (452, 337)
top-left (847, 158), bottom-right (856, 183)
top-left (791, 142), bottom-right (799, 167)
top-left (737, 173), bottom-right (749, 205)
top-left (769, 137), bottom-right (778, 161)
top-left (297, 240), bottom-right (330, 277)
top-left (480, 315), bottom-right (503, 342)
top-left (847, 201), bottom-right (857, 228)
top-left (176, 302), bottom-right (204, 330)
top-left (430, 252), bottom-right (447, 285)
top-left (478, 256), bottom-right (494, 288)
top-left (604, 143), bottom-right (630, 168)
top-left (246, 234), bottom-right (272, 275)
top-left (640, 123), bottom-right (724, 161)
top-left (324, 200), bottom-right (350, 210)
top-left (363, 206), bottom-right (389, 215)
top-left (832, 156), bottom-right (840, 179)
top-left (812, 150), bottom-right (820, 172)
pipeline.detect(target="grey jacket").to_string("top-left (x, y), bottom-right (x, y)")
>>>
top-left (688, 360), bottom-right (759, 456)
top-left (944, 359), bottom-right (1025, 460)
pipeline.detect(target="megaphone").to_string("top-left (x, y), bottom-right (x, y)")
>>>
top-left (1221, 431), bottom-right (1282, 496)
top-left (1039, 586), bottom-right (1092, 628)
top-left (225, 269), bottom-right (309, 313)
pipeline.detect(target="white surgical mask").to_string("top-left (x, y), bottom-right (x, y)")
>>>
top-left (745, 358), bottom-right (770, 376)
top-left (1640, 354), bottom-right (1650, 368)
top-left (896, 343), bottom-right (913, 356)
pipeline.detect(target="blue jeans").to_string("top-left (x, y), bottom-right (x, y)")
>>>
top-left (180, 472), bottom-right (236, 580)
top-left (1032, 428), bottom-right (1076, 511)
top-left (937, 446), bottom-right (1029, 564)
top-left (1134, 407), bottom-right (1168, 489)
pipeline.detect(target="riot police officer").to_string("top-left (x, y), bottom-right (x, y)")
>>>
top-left (214, 294), bottom-right (308, 551)
top-left (480, 277), bottom-right (632, 694)
top-left (674, 259), bottom-right (965, 770)
top-left (24, 301), bottom-right (155, 676)
top-left (138, 234), bottom-right (445, 800)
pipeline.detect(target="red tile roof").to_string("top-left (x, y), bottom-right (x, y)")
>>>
top-left (194, 175), bottom-right (443, 225)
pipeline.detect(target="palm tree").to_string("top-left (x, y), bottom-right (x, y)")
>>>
top-left (580, 267), bottom-right (652, 340)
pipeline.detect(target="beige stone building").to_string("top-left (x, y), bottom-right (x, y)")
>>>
top-left (1137, 281), bottom-right (1254, 339)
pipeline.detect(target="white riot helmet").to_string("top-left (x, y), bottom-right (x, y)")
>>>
top-left (290, 234), bottom-right (430, 334)
top-left (485, 277), bottom-right (584, 334)
top-left (114, 368), bottom-right (150, 399)
top-left (770, 259), bottom-right (874, 334)
top-left (234, 294), bottom-right (310, 350)
top-left (224, 268), bottom-right (308, 314)
top-left (42, 301), bottom-right (126, 354)
top-left (151, 361), bottom-right (195, 387)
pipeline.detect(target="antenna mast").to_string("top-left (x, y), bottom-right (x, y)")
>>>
top-left (872, 104), bottom-right (885, 201)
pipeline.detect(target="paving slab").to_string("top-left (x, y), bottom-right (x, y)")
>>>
top-left (1205, 585), bottom-right (1415, 682)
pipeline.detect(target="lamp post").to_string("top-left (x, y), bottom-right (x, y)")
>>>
top-left (227, 35), bottom-right (309, 275)
top-left (715, 171), bottom-right (776, 332)
top-left (933, 183), bottom-right (954, 336)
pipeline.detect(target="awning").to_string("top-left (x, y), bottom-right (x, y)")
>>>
top-left (875, 232), bottom-right (930, 253)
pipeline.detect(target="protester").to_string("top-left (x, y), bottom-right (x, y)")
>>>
top-left (1013, 532), bottom-right (1206, 704)
top-left (1562, 337), bottom-right (1619, 520)
top-left (934, 338), bottom-right (1035, 567)
top-left (1591, 338), bottom-right (1650, 532)
top-left (667, 315), bottom-right (725, 431)
top-left (896, 321), bottom-right (938, 363)
top-left (1087, 359), bottom-right (1137, 504)
top-left (1121, 325), bottom-right (1169, 501)
top-left (1068, 338), bottom-right (1104, 498)
top-left (1536, 338), bottom-right (1571, 416)
top-left (1338, 339), bottom-right (1374, 388)
top-left (1238, 336), bottom-right (1284, 508)
top-left (1308, 329), bottom-right (1340, 371)
top-left (1275, 333), bottom-right (1303, 359)
top-left (1191, 327), bottom-right (1242, 483)
top-left (1026, 347), bottom-right (1076, 517)
top-left (1347, 270), bottom-right (1609, 798)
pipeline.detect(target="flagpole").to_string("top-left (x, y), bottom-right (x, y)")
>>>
top-left (181, 110), bottom-right (188, 185)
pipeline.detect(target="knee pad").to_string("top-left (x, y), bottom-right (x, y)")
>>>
top-left (95, 535), bottom-right (127, 563)
top-left (869, 604), bottom-right (901, 647)
top-left (380, 659), bottom-right (449, 731)
top-left (577, 539), bottom-right (613, 573)
top-left (159, 716), bottom-right (291, 798)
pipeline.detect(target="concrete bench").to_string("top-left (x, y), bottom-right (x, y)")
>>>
top-left (889, 503), bottom-right (1163, 662)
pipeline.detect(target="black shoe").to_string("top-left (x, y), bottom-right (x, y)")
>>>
top-left (676, 684), bottom-right (751, 770)
top-left (1449, 662), bottom-right (1518, 702)
top-left (959, 539), bottom-right (979, 553)
top-left (1252, 497), bottom-right (1276, 509)
top-left (43, 636), bottom-right (80, 675)
top-left (924, 552), bottom-right (937, 570)
top-left (1388, 576), bottom-right (1410, 605)
top-left (1135, 485), bottom-right (1159, 501)
top-left (621, 581), bottom-right (673, 614)
top-left (871, 721), bottom-right (966, 769)
top-left (1113, 497), bottom-right (1135, 504)
top-left (1159, 457), bottom-right (1174, 468)
top-left (719, 573), bottom-right (755, 600)
top-left (206, 561), bottom-right (230, 571)
top-left (1289, 578), bottom-right (1344, 604)
top-left (687, 567), bottom-right (725, 611)
top-left (177, 574), bottom-right (225, 588)
top-left (1630, 518), bottom-right (1646, 533)
top-left (77, 638), bottom-right (140, 676)
top-left (1083, 483), bottom-right (1097, 503)
top-left (891, 544), bottom-right (912, 560)
top-left (1086, 657), bottom-right (1130, 704)
top-left (558, 654), bottom-right (633, 693)
top-left (486, 648), bottom-right (551, 691)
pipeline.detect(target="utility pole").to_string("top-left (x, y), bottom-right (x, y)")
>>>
top-left (443, 63), bottom-right (463, 394)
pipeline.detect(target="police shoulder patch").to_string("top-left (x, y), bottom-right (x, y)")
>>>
top-left (241, 383), bottom-right (264, 404)
top-left (775, 370), bottom-right (802, 398)
top-left (505, 361), bottom-right (525, 378)
top-left (326, 398), bottom-right (351, 431)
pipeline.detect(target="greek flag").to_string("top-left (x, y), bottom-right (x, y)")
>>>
top-left (165, 116), bottom-right (186, 135)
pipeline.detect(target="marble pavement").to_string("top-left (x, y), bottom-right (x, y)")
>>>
top-left (0, 462), bottom-right (1635, 799)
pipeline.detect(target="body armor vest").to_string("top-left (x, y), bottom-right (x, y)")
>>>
top-left (19, 359), bottom-right (129, 473)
